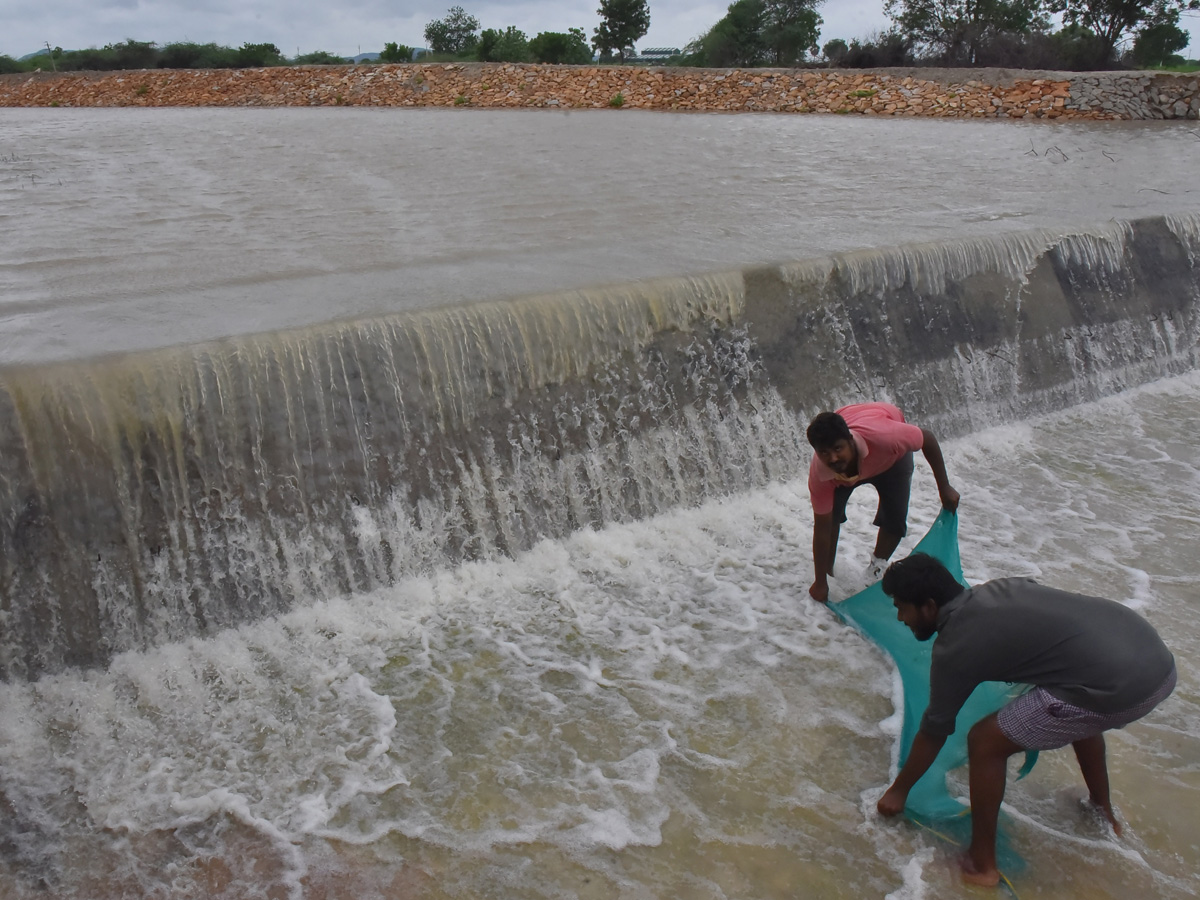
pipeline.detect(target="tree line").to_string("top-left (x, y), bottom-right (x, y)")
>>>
top-left (411, 0), bottom-right (1196, 69)
top-left (0, 1), bottom-right (646, 74)
top-left (0, 41), bottom-right (345, 75)
top-left (371, 1), bottom-right (648, 66)
top-left (690, 0), bottom-right (1197, 69)
top-left (1, 0), bottom-right (1195, 76)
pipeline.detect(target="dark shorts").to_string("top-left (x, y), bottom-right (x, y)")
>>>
top-left (997, 664), bottom-right (1177, 751)
top-left (831, 451), bottom-right (915, 538)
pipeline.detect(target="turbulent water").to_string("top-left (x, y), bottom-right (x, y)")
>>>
top-left (0, 374), bottom-right (1196, 900)
top-left (0, 108), bottom-right (1198, 899)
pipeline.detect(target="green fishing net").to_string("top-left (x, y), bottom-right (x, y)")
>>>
top-left (833, 510), bottom-right (1036, 872)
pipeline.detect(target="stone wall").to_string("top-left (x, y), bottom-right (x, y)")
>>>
top-left (2, 63), bottom-right (1198, 119)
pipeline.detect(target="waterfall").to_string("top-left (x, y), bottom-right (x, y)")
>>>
top-left (2, 213), bottom-right (1198, 679)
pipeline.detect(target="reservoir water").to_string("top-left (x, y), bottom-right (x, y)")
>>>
top-left (2, 108), bottom-right (1199, 364)
top-left (0, 108), bottom-right (1197, 899)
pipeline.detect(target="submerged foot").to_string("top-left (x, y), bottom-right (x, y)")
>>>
top-left (1090, 799), bottom-right (1123, 836)
top-left (958, 854), bottom-right (1000, 887)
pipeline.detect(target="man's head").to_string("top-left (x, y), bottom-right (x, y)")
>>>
top-left (806, 412), bottom-right (856, 475)
top-left (880, 553), bottom-right (965, 641)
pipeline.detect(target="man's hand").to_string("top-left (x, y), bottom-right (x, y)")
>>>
top-left (940, 485), bottom-right (960, 512)
top-left (808, 579), bottom-right (829, 603)
top-left (876, 731), bottom-right (945, 820)
top-left (877, 785), bottom-right (908, 817)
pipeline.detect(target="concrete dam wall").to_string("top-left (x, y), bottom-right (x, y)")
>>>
top-left (1, 212), bottom-right (1198, 678)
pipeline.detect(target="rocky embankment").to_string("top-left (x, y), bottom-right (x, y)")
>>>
top-left (1, 62), bottom-right (1198, 119)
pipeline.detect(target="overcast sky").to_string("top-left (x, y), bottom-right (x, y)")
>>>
top-left (2, 1), bottom-right (1196, 61)
top-left (2, 1), bottom-right (919, 60)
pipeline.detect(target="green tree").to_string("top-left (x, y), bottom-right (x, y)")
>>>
top-left (424, 6), bottom-right (481, 54)
top-left (885, 0), bottom-right (1049, 64)
top-left (159, 42), bottom-right (238, 68)
top-left (842, 31), bottom-right (916, 66)
top-left (529, 28), bottom-right (595, 63)
top-left (53, 40), bottom-right (159, 71)
top-left (381, 42), bottom-right (416, 62)
top-left (71, 48), bottom-right (112, 70)
top-left (235, 42), bottom-right (285, 67)
top-left (1044, 21), bottom-right (1111, 67)
top-left (761, 0), bottom-right (825, 64)
top-left (593, 0), bottom-right (652, 60)
top-left (109, 39), bottom-right (159, 69)
top-left (1131, 19), bottom-right (1191, 64)
top-left (696, 0), bottom-right (769, 66)
top-left (822, 37), bottom-right (850, 62)
top-left (477, 26), bottom-right (532, 62)
top-left (1047, 0), bottom-right (1198, 64)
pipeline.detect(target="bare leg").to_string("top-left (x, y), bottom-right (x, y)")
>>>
top-left (874, 528), bottom-right (902, 561)
top-left (963, 714), bottom-right (1023, 887)
top-left (1073, 733), bottom-right (1121, 835)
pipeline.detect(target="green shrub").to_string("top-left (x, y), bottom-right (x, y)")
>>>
top-left (476, 26), bottom-right (531, 62)
top-left (234, 42), bottom-right (284, 67)
top-left (529, 28), bottom-right (593, 64)
top-left (158, 42), bottom-right (239, 69)
top-left (294, 50), bottom-right (347, 65)
top-left (381, 42), bottom-right (416, 63)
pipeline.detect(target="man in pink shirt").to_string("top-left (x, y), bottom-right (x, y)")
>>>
top-left (806, 402), bottom-right (960, 602)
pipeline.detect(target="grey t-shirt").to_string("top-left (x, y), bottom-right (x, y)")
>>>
top-left (921, 577), bottom-right (1175, 738)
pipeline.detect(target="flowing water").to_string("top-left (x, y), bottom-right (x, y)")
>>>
top-left (0, 375), bottom-right (1196, 900)
top-left (0, 108), bottom-right (1197, 899)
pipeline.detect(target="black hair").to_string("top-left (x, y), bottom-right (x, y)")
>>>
top-left (881, 552), bottom-right (965, 608)
top-left (806, 411), bottom-right (852, 451)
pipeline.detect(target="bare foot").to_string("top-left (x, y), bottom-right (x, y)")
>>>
top-left (1092, 801), bottom-right (1122, 836)
top-left (959, 854), bottom-right (1000, 887)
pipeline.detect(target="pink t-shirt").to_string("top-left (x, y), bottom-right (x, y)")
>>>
top-left (808, 402), bottom-right (924, 514)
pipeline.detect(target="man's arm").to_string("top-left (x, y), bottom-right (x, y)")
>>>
top-left (809, 512), bottom-right (835, 602)
top-left (876, 729), bottom-right (947, 816)
top-left (919, 428), bottom-right (960, 512)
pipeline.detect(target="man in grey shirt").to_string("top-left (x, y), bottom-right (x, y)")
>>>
top-left (874, 553), bottom-right (1176, 887)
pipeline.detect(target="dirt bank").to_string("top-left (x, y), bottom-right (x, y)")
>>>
top-left (2, 63), bottom-right (1198, 119)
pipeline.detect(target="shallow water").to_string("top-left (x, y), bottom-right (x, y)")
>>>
top-left (1, 372), bottom-right (1195, 900)
top-left (2, 108), bottom-right (1199, 363)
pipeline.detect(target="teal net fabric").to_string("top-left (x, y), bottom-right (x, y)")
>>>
top-left (832, 510), bottom-right (1035, 871)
